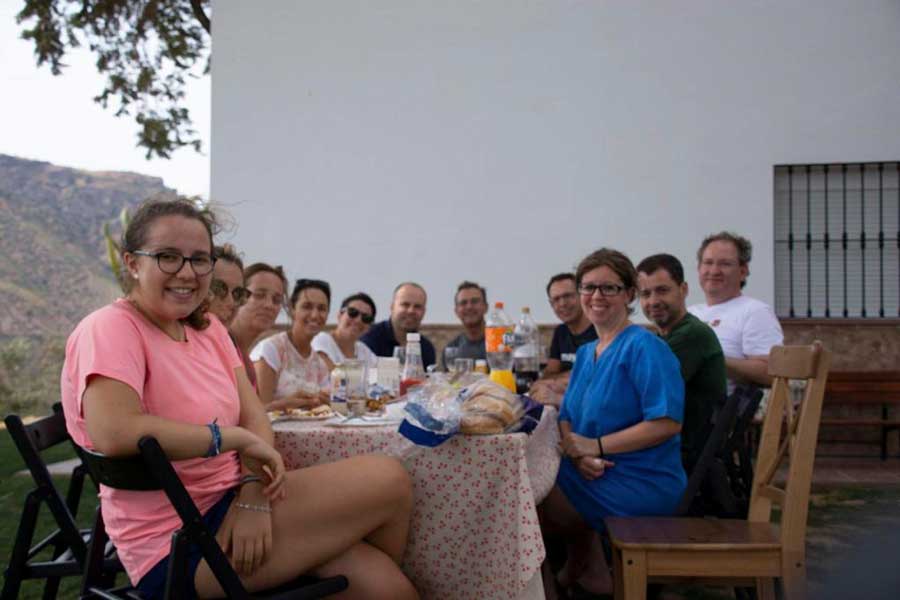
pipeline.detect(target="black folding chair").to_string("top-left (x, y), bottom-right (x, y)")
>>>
top-left (676, 384), bottom-right (763, 518)
top-left (77, 436), bottom-right (348, 600)
top-left (721, 384), bottom-right (764, 518)
top-left (675, 387), bottom-right (741, 517)
top-left (2, 404), bottom-right (120, 600)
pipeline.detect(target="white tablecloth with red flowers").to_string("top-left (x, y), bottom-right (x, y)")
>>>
top-left (273, 406), bottom-right (561, 600)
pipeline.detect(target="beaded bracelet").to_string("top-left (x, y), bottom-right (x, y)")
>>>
top-left (235, 501), bottom-right (272, 514)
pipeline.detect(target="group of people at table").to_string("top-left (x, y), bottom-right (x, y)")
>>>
top-left (59, 198), bottom-right (783, 598)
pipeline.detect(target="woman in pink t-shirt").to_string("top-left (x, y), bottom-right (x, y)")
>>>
top-left (61, 199), bottom-right (417, 599)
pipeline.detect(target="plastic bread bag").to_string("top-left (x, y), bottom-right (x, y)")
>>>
top-left (399, 375), bottom-right (467, 446)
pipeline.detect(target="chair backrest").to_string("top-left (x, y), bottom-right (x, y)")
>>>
top-left (77, 437), bottom-right (250, 599)
top-left (675, 387), bottom-right (741, 516)
top-left (748, 341), bottom-right (831, 556)
top-left (3, 404), bottom-right (87, 564)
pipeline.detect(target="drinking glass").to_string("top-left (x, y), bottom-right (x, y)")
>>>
top-left (443, 346), bottom-right (460, 372)
top-left (343, 359), bottom-right (368, 416)
top-left (453, 358), bottom-right (474, 375)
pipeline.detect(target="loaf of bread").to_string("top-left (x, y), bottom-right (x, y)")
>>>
top-left (459, 380), bottom-right (523, 435)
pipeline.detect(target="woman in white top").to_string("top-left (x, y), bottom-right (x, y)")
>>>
top-left (312, 292), bottom-right (378, 369)
top-left (252, 279), bottom-right (332, 411)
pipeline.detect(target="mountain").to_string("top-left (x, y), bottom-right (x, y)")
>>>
top-left (0, 153), bottom-right (177, 337)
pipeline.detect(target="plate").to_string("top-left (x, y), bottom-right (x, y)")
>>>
top-left (268, 408), bottom-right (336, 422)
top-left (325, 415), bottom-right (403, 427)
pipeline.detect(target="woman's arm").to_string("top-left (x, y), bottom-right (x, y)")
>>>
top-left (318, 352), bottom-right (336, 372)
top-left (236, 367), bottom-right (274, 445)
top-left (600, 417), bottom-right (681, 454)
top-left (82, 377), bottom-right (286, 499)
top-left (560, 417), bottom-right (681, 459)
top-left (254, 359), bottom-right (278, 406)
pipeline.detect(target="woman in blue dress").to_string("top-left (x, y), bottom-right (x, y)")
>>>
top-left (540, 248), bottom-right (686, 595)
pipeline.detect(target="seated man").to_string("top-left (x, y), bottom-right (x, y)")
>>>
top-left (637, 253), bottom-right (726, 470)
top-left (688, 231), bottom-right (783, 390)
top-left (529, 273), bottom-right (597, 406)
top-left (361, 282), bottom-right (436, 368)
top-left (442, 281), bottom-right (488, 369)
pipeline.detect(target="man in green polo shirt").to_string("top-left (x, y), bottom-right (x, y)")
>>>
top-left (637, 253), bottom-right (727, 471)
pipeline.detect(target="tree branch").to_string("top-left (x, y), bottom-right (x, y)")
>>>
top-left (188, 0), bottom-right (210, 34)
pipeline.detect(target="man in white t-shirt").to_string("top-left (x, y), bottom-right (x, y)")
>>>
top-left (688, 231), bottom-right (783, 389)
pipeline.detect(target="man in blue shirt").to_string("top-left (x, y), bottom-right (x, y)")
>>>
top-left (361, 282), bottom-right (437, 367)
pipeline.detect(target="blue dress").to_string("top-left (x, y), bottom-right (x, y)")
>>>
top-left (557, 325), bottom-right (687, 531)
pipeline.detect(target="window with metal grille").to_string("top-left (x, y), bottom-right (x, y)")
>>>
top-left (774, 162), bottom-right (899, 318)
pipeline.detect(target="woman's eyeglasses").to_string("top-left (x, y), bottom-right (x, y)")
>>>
top-left (132, 250), bottom-right (215, 275)
top-left (248, 288), bottom-right (285, 307)
top-left (343, 306), bottom-right (374, 324)
top-left (210, 279), bottom-right (251, 306)
top-left (577, 283), bottom-right (626, 297)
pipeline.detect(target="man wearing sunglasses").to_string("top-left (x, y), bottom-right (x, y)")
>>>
top-left (361, 282), bottom-right (436, 368)
top-left (441, 281), bottom-right (488, 369)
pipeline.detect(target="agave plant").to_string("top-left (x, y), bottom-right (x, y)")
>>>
top-left (102, 206), bottom-right (131, 284)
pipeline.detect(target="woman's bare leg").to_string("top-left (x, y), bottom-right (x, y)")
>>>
top-left (314, 541), bottom-right (418, 600)
top-left (538, 485), bottom-right (612, 593)
top-left (194, 454), bottom-right (415, 598)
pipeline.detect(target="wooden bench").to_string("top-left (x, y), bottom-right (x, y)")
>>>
top-left (819, 370), bottom-right (900, 460)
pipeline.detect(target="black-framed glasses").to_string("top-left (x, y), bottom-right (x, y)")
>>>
top-left (549, 292), bottom-right (577, 305)
top-left (131, 250), bottom-right (215, 275)
top-left (343, 306), bottom-right (375, 324)
top-left (210, 279), bottom-right (251, 306)
top-left (578, 283), bottom-right (626, 297)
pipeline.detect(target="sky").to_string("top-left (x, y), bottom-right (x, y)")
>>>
top-left (0, 1), bottom-right (211, 198)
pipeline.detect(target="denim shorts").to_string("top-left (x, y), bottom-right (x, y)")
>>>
top-left (136, 490), bottom-right (235, 599)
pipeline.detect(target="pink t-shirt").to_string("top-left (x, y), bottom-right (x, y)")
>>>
top-left (60, 299), bottom-right (243, 584)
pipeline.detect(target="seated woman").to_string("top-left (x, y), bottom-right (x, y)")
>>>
top-left (60, 199), bottom-right (417, 599)
top-left (230, 261), bottom-right (288, 365)
top-left (252, 279), bottom-right (332, 411)
top-left (312, 292), bottom-right (379, 369)
top-left (209, 244), bottom-right (255, 386)
top-left (539, 248), bottom-right (686, 595)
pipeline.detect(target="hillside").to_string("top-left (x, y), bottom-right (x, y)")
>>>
top-left (0, 154), bottom-right (179, 412)
top-left (0, 153), bottom-right (177, 336)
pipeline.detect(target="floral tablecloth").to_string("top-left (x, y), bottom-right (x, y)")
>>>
top-left (273, 407), bottom-right (561, 600)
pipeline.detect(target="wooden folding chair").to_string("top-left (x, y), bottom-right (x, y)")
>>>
top-left (2, 404), bottom-right (121, 600)
top-left (77, 436), bottom-right (349, 599)
top-left (605, 341), bottom-right (831, 600)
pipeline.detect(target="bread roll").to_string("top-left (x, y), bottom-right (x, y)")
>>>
top-left (460, 413), bottom-right (507, 434)
top-left (462, 395), bottom-right (517, 426)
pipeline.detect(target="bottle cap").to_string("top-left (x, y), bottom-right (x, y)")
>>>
top-left (495, 301), bottom-right (504, 309)
top-left (475, 359), bottom-right (487, 366)
top-left (406, 332), bottom-right (420, 342)
top-left (522, 307), bottom-right (530, 313)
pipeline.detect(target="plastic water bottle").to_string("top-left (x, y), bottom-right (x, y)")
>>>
top-left (513, 307), bottom-right (540, 393)
top-left (485, 302), bottom-right (516, 392)
top-left (400, 333), bottom-right (425, 395)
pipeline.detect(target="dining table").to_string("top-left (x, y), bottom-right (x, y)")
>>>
top-left (272, 403), bottom-right (562, 600)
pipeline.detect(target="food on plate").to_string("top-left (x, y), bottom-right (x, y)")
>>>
top-left (366, 397), bottom-right (386, 412)
top-left (459, 380), bottom-right (523, 435)
top-left (268, 404), bottom-right (336, 420)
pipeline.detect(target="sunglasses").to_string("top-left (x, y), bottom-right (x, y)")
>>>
top-left (210, 279), bottom-right (251, 306)
top-left (343, 306), bottom-right (374, 324)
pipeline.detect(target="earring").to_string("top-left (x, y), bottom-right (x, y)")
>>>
top-left (132, 272), bottom-right (139, 280)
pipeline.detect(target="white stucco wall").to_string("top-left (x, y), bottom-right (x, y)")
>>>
top-left (211, 0), bottom-right (900, 323)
